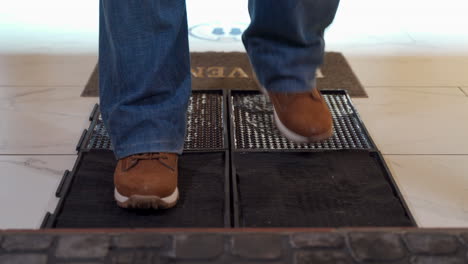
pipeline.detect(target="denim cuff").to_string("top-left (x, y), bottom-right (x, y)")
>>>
top-left (265, 78), bottom-right (317, 93)
top-left (113, 141), bottom-right (184, 160)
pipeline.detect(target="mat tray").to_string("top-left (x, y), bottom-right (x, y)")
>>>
top-left (45, 150), bottom-right (229, 228)
top-left (42, 89), bottom-right (415, 228)
top-left (228, 90), bottom-right (414, 227)
top-left (44, 90), bottom-right (230, 228)
top-left (232, 151), bottom-right (413, 227)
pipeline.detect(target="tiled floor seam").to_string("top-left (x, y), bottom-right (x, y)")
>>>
top-left (459, 87), bottom-right (468, 97)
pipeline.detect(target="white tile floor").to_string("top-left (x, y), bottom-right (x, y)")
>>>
top-left (1, 0), bottom-right (468, 229)
top-left (0, 86), bottom-right (97, 154)
top-left (0, 155), bottom-right (77, 228)
top-left (353, 87), bottom-right (468, 155)
top-left (385, 155), bottom-right (468, 227)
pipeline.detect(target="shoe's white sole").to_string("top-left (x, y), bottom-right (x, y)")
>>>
top-left (259, 86), bottom-right (333, 143)
top-left (115, 187), bottom-right (179, 209)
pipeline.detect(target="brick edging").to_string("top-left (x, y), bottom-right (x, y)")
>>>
top-left (1, 228), bottom-right (467, 263)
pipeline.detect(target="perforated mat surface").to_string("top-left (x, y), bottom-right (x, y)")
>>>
top-left (231, 92), bottom-right (373, 150)
top-left (86, 91), bottom-right (225, 151)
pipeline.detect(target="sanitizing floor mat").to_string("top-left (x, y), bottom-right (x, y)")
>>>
top-left (50, 150), bottom-right (228, 228)
top-left (42, 89), bottom-right (415, 229)
top-left (233, 151), bottom-right (413, 227)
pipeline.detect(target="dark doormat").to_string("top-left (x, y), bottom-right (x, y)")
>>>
top-left (42, 90), bottom-right (413, 229)
top-left (81, 52), bottom-right (367, 98)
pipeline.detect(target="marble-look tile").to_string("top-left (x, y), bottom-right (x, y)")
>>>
top-left (0, 155), bottom-right (77, 229)
top-left (0, 54), bottom-right (97, 87)
top-left (353, 87), bottom-right (468, 155)
top-left (189, 38), bottom-right (245, 53)
top-left (385, 155), bottom-right (468, 227)
top-left (0, 86), bottom-right (97, 154)
top-left (346, 56), bottom-right (468, 87)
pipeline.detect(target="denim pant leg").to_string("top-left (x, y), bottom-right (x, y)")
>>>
top-left (243, 0), bottom-right (340, 93)
top-left (99, 0), bottom-right (191, 159)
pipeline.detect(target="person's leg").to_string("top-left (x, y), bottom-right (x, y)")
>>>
top-left (99, 0), bottom-right (191, 160)
top-left (99, 0), bottom-right (190, 209)
top-left (242, 0), bottom-right (340, 143)
top-left (243, 0), bottom-right (340, 93)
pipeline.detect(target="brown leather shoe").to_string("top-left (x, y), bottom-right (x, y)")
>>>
top-left (263, 87), bottom-right (333, 143)
top-left (114, 152), bottom-right (179, 209)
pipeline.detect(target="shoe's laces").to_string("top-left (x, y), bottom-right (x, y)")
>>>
top-left (124, 153), bottom-right (174, 172)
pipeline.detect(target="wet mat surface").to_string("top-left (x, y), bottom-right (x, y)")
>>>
top-left (234, 152), bottom-right (413, 227)
top-left (85, 91), bottom-right (225, 151)
top-left (53, 150), bottom-right (226, 228)
top-left (231, 92), bottom-right (373, 150)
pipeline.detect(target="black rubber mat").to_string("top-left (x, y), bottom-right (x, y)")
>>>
top-left (52, 150), bottom-right (227, 228)
top-left (43, 90), bottom-right (415, 229)
top-left (233, 152), bottom-right (413, 227)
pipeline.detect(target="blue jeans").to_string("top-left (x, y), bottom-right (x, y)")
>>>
top-left (99, 0), bottom-right (340, 159)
